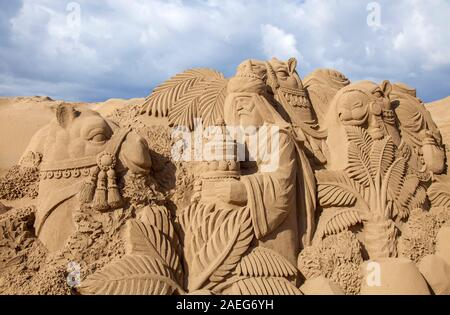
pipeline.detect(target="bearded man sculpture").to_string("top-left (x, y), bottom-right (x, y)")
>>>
top-left (223, 59), bottom-right (317, 259)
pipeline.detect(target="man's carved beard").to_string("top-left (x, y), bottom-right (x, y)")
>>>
top-left (276, 86), bottom-right (311, 109)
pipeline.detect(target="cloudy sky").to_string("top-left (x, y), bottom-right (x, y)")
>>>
top-left (0, 0), bottom-right (449, 102)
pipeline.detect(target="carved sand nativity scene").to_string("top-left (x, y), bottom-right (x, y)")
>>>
top-left (1, 57), bottom-right (449, 295)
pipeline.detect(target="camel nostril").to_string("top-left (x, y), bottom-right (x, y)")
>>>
top-left (338, 110), bottom-right (353, 121)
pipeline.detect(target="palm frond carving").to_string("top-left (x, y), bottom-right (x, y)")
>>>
top-left (427, 178), bottom-right (450, 208)
top-left (314, 208), bottom-right (363, 240)
top-left (199, 78), bottom-right (229, 127)
top-left (315, 126), bottom-right (425, 258)
top-left (345, 126), bottom-right (373, 187)
top-left (79, 205), bottom-right (183, 295)
top-left (235, 247), bottom-right (297, 278)
top-left (370, 136), bottom-right (396, 178)
top-left (77, 255), bottom-right (184, 295)
top-left (140, 68), bottom-right (228, 130)
top-left (141, 68), bottom-right (223, 117)
top-left (184, 204), bottom-right (254, 291)
top-left (231, 277), bottom-right (302, 295)
top-left (316, 170), bottom-right (367, 209)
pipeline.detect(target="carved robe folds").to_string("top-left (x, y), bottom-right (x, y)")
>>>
top-left (241, 129), bottom-right (315, 265)
top-left (224, 86), bottom-right (316, 267)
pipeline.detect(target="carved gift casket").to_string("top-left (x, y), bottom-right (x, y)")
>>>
top-left (0, 57), bottom-right (449, 295)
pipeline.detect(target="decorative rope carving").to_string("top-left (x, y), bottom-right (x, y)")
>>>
top-left (39, 128), bottom-right (131, 211)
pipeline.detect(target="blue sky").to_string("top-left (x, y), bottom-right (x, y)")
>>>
top-left (0, 0), bottom-right (449, 102)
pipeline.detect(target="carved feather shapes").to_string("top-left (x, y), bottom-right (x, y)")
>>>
top-left (141, 68), bottom-right (228, 130)
top-left (168, 85), bottom-right (201, 131)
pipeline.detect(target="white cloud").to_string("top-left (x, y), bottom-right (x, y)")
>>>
top-left (0, 0), bottom-right (449, 102)
top-left (261, 24), bottom-right (301, 61)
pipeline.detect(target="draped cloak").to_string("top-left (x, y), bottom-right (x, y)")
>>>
top-left (223, 79), bottom-right (316, 266)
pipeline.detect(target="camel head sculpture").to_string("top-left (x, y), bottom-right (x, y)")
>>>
top-left (19, 104), bottom-right (152, 252)
top-left (333, 80), bottom-right (393, 138)
top-left (264, 57), bottom-right (316, 122)
top-left (325, 80), bottom-right (397, 170)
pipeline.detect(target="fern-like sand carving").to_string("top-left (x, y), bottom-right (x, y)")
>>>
top-left (315, 126), bottom-right (426, 258)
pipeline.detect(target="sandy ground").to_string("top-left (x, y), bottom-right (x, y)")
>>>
top-left (0, 96), bottom-right (144, 172)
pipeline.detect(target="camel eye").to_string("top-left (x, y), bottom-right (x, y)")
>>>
top-left (277, 70), bottom-right (289, 80)
top-left (88, 132), bottom-right (107, 143)
top-left (92, 134), bottom-right (106, 142)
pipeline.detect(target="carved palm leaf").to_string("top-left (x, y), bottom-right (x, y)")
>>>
top-left (231, 277), bottom-right (302, 295)
top-left (384, 158), bottom-right (408, 218)
top-left (126, 217), bottom-right (182, 283)
top-left (199, 78), bottom-right (229, 127)
top-left (234, 247), bottom-right (297, 278)
top-left (315, 170), bottom-right (367, 208)
top-left (386, 157), bottom-right (407, 195)
top-left (141, 68), bottom-right (224, 117)
top-left (345, 126), bottom-right (374, 187)
top-left (168, 85), bottom-right (203, 131)
top-left (177, 203), bottom-right (214, 264)
top-left (370, 137), bottom-right (395, 178)
top-left (427, 180), bottom-right (450, 208)
top-left (391, 174), bottom-right (422, 219)
top-left (408, 185), bottom-right (427, 214)
top-left (176, 203), bottom-right (199, 239)
top-left (78, 255), bottom-right (182, 295)
top-left (139, 205), bottom-right (174, 237)
top-left (139, 205), bottom-right (182, 265)
top-left (187, 206), bottom-right (253, 291)
top-left (314, 207), bottom-right (363, 241)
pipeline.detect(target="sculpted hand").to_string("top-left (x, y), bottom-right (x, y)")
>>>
top-left (215, 180), bottom-right (248, 206)
top-left (190, 179), bottom-right (202, 203)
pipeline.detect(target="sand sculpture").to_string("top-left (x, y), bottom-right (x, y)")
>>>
top-left (1, 57), bottom-right (449, 295)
